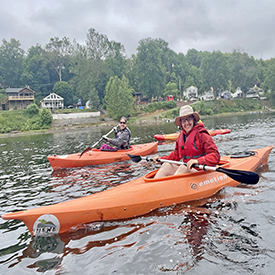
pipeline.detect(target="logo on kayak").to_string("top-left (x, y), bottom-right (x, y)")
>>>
top-left (190, 182), bottom-right (199, 190)
top-left (199, 174), bottom-right (228, 187)
top-left (33, 214), bottom-right (60, 236)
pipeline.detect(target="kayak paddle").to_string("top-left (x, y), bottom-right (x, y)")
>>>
top-left (79, 127), bottom-right (117, 157)
top-left (80, 115), bottom-right (130, 157)
top-left (127, 154), bottom-right (260, 185)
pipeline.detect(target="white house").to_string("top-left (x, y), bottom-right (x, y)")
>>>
top-left (199, 90), bottom-right (215, 101)
top-left (183, 86), bottom-right (198, 100)
top-left (232, 87), bottom-right (243, 99)
top-left (246, 89), bottom-right (259, 99)
top-left (40, 93), bottom-right (64, 109)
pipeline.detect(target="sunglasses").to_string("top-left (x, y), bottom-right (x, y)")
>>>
top-left (180, 116), bottom-right (193, 124)
top-left (120, 121), bottom-right (126, 124)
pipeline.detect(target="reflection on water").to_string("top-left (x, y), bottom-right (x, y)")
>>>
top-left (0, 112), bottom-right (275, 274)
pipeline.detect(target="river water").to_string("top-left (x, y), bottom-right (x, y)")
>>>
top-left (0, 112), bottom-right (275, 275)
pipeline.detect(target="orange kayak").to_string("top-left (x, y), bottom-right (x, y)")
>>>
top-left (2, 145), bottom-right (273, 236)
top-left (47, 142), bottom-right (158, 170)
top-left (154, 129), bottom-right (231, 141)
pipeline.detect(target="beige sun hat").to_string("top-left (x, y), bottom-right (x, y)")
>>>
top-left (174, 105), bottom-right (200, 127)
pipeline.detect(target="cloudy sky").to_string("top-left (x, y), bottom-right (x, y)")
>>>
top-left (1, 0), bottom-right (274, 60)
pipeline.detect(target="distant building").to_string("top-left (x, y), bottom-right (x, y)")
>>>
top-left (199, 90), bottom-right (215, 101)
top-left (166, 95), bottom-right (174, 101)
top-left (133, 92), bottom-right (150, 104)
top-left (252, 85), bottom-right (263, 95)
top-left (1, 86), bottom-right (35, 110)
top-left (246, 88), bottom-right (259, 99)
top-left (220, 90), bottom-right (231, 100)
top-left (183, 86), bottom-right (198, 101)
top-left (232, 87), bottom-right (243, 99)
top-left (40, 93), bottom-right (64, 109)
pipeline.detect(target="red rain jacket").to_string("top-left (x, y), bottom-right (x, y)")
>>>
top-left (161, 123), bottom-right (220, 166)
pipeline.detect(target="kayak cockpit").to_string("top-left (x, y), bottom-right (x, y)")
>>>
top-left (143, 160), bottom-right (230, 182)
top-left (90, 146), bottom-right (134, 152)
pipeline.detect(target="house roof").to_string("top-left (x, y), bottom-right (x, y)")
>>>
top-left (6, 86), bottom-right (35, 95)
top-left (185, 85), bottom-right (197, 90)
top-left (6, 88), bottom-right (21, 94)
top-left (41, 93), bottom-right (64, 101)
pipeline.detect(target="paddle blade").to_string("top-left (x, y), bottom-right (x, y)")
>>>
top-left (127, 154), bottom-right (142, 163)
top-left (79, 147), bottom-right (92, 158)
top-left (216, 167), bottom-right (259, 185)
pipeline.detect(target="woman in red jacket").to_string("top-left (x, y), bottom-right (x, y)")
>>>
top-left (153, 105), bottom-right (220, 178)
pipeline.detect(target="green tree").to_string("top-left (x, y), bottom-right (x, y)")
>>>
top-left (105, 75), bottom-right (134, 120)
top-left (88, 87), bottom-right (100, 110)
top-left (52, 81), bottom-right (74, 106)
top-left (176, 53), bottom-right (190, 90)
top-left (39, 108), bottom-right (53, 128)
top-left (256, 58), bottom-right (267, 87)
top-left (21, 44), bottom-right (52, 99)
top-left (227, 50), bottom-right (258, 93)
top-left (186, 49), bottom-right (203, 68)
top-left (164, 82), bottom-right (178, 98)
top-left (25, 103), bottom-right (40, 115)
top-left (0, 89), bottom-right (7, 102)
top-left (189, 65), bottom-right (202, 92)
top-left (0, 38), bottom-right (25, 87)
top-left (136, 38), bottom-right (166, 98)
top-left (200, 51), bottom-right (229, 95)
top-left (70, 29), bottom-right (125, 105)
top-left (125, 55), bottom-right (139, 94)
top-left (85, 28), bottom-right (112, 60)
top-left (105, 41), bottom-right (126, 79)
top-left (261, 58), bottom-right (275, 105)
top-left (262, 58), bottom-right (275, 91)
top-left (45, 37), bottom-right (73, 82)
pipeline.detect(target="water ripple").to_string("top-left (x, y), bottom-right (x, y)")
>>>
top-left (0, 112), bottom-right (275, 274)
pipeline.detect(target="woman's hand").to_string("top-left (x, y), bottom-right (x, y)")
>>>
top-left (186, 159), bottom-right (199, 170)
top-left (102, 135), bottom-right (109, 141)
top-left (153, 155), bottom-right (160, 163)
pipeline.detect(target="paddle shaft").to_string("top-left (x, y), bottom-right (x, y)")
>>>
top-left (93, 114), bottom-right (129, 148)
top-left (79, 124), bottom-right (118, 157)
top-left (91, 126), bottom-right (118, 148)
top-left (140, 156), bottom-right (210, 169)
top-left (138, 156), bottom-right (259, 184)
top-left (80, 115), bottom-right (130, 157)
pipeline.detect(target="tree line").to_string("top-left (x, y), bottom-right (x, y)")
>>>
top-left (1, 28), bottom-right (275, 119)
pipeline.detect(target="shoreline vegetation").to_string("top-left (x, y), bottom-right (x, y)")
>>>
top-left (0, 99), bottom-right (274, 139)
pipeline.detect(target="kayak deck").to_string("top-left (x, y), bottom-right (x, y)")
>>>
top-left (2, 145), bottom-right (273, 236)
top-left (47, 142), bottom-right (158, 169)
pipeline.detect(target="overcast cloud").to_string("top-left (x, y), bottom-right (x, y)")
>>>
top-left (1, 0), bottom-right (274, 60)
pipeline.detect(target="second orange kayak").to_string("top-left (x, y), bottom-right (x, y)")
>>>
top-left (47, 142), bottom-right (158, 170)
top-left (154, 129), bottom-right (231, 141)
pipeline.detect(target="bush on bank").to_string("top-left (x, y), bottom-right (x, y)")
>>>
top-left (0, 104), bottom-right (53, 133)
top-left (140, 100), bottom-right (177, 113)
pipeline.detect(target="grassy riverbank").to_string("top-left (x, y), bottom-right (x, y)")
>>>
top-left (129, 98), bottom-right (272, 124)
top-left (0, 99), bottom-right (274, 138)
